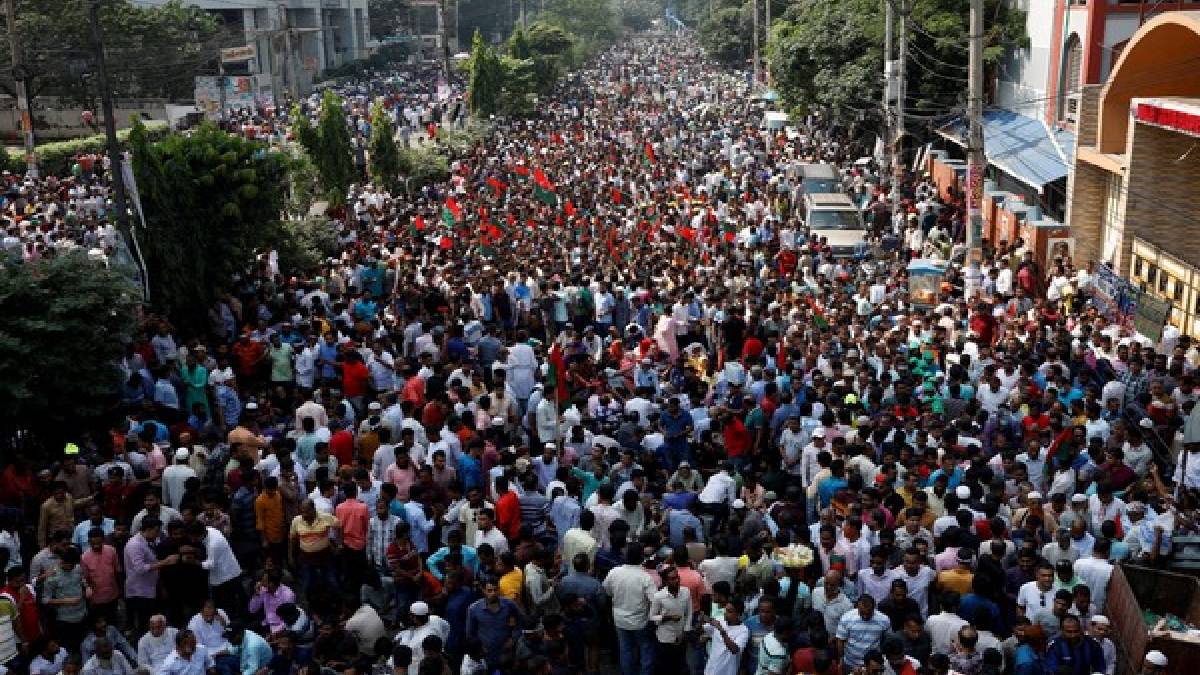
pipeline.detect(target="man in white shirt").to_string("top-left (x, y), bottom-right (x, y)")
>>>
top-left (186, 523), bottom-right (242, 609)
top-left (160, 449), bottom-right (196, 510)
top-left (1073, 539), bottom-right (1115, 613)
top-left (926, 592), bottom-right (969, 656)
top-left (396, 602), bottom-right (450, 674)
top-left (698, 462), bottom-right (738, 530)
top-left (473, 509), bottom-right (509, 556)
top-left (704, 598), bottom-right (749, 675)
top-left (602, 543), bottom-right (658, 675)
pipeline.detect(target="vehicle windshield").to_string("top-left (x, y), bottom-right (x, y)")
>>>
top-left (808, 209), bottom-right (862, 230)
top-left (804, 178), bottom-right (840, 194)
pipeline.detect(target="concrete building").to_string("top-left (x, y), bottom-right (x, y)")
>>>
top-left (138, 0), bottom-right (371, 99)
top-left (1066, 11), bottom-right (1200, 335)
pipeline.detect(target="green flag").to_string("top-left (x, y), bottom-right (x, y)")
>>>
top-left (534, 185), bottom-right (558, 207)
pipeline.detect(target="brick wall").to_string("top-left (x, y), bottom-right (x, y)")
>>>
top-left (1068, 160), bottom-right (1109, 268)
top-left (1076, 84), bottom-right (1104, 149)
top-left (1125, 122), bottom-right (1200, 273)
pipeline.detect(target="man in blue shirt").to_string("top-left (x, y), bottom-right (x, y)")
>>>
top-left (659, 398), bottom-right (694, 470)
top-left (1045, 616), bottom-right (1106, 675)
top-left (224, 624), bottom-right (273, 675)
top-left (465, 581), bottom-right (521, 665)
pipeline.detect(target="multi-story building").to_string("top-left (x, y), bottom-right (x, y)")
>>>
top-left (138, 0), bottom-right (371, 99)
top-left (1066, 10), bottom-right (1200, 335)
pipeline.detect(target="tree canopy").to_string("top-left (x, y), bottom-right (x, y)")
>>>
top-left (0, 0), bottom-right (237, 105)
top-left (293, 91), bottom-right (357, 204)
top-left (129, 121), bottom-right (289, 336)
top-left (0, 252), bottom-right (139, 451)
top-left (767, 0), bottom-right (1026, 118)
top-left (368, 102), bottom-right (401, 193)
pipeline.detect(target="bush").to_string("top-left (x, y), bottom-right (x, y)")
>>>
top-left (23, 120), bottom-right (170, 176)
top-left (275, 216), bottom-right (339, 275)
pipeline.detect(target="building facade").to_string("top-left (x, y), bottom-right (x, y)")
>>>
top-left (139, 0), bottom-right (371, 100)
top-left (1066, 11), bottom-right (1200, 335)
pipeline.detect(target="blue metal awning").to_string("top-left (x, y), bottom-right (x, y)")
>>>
top-left (937, 109), bottom-right (1074, 192)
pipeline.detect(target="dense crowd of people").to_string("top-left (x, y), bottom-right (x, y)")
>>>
top-left (0, 31), bottom-right (1193, 675)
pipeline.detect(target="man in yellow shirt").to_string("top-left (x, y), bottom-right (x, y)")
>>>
top-left (496, 551), bottom-right (524, 608)
top-left (936, 548), bottom-right (975, 597)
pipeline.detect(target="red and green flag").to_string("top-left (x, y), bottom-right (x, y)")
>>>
top-left (644, 142), bottom-right (656, 166)
top-left (534, 185), bottom-right (558, 207)
top-left (441, 197), bottom-right (462, 227)
top-left (514, 164), bottom-right (530, 180)
top-left (486, 177), bottom-right (508, 196)
top-left (410, 214), bottom-right (426, 236)
top-left (806, 295), bottom-right (830, 331)
top-left (533, 168), bottom-right (554, 191)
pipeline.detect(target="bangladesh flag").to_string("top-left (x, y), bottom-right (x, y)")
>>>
top-left (514, 165), bottom-right (530, 180)
top-left (410, 214), bottom-right (426, 236)
top-left (644, 142), bottom-right (656, 166)
top-left (534, 184), bottom-right (558, 207)
top-left (441, 207), bottom-right (456, 228)
top-left (486, 177), bottom-right (508, 196)
top-left (806, 295), bottom-right (830, 331)
top-left (533, 168), bottom-right (554, 191)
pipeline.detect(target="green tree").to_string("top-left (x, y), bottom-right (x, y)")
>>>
top-left (508, 28), bottom-right (532, 60)
top-left (468, 29), bottom-right (503, 116)
top-left (697, 5), bottom-right (751, 66)
top-left (368, 103), bottom-right (401, 192)
top-left (540, 0), bottom-right (618, 59)
top-left (294, 91), bottom-right (356, 203)
top-left (767, 0), bottom-right (1026, 118)
top-left (614, 0), bottom-right (662, 32)
top-left (0, 252), bottom-right (139, 452)
top-left (129, 121), bottom-right (289, 335)
top-left (0, 0), bottom-right (237, 105)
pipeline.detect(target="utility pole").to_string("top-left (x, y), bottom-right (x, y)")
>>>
top-left (965, 0), bottom-right (985, 298)
top-left (86, 0), bottom-right (130, 236)
top-left (882, 0), bottom-right (893, 206)
top-left (5, 0), bottom-right (37, 178)
top-left (278, 2), bottom-right (298, 100)
top-left (892, 0), bottom-right (906, 222)
top-left (438, 0), bottom-right (450, 78)
top-left (752, 0), bottom-right (759, 84)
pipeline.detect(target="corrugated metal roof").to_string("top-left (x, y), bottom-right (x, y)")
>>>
top-left (937, 109), bottom-right (1073, 192)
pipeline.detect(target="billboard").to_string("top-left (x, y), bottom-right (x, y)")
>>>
top-left (194, 76), bottom-right (258, 119)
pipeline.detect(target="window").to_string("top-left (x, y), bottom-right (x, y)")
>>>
top-left (1061, 34), bottom-right (1083, 123)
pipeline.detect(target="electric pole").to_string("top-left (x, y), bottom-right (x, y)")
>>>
top-left (965, 0), bottom-right (985, 298)
top-left (883, 0), bottom-right (893, 208)
top-left (438, 0), bottom-right (450, 78)
top-left (278, 2), bottom-right (298, 100)
top-left (892, 0), bottom-right (906, 223)
top-left (86, 0), bottom-right (130, 236)
top-left (752, 0), bottom-right (759, 84)
top-left (5, 0), bottom-right (37, 178)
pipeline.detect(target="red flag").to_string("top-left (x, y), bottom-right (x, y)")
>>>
top-left (564, 200), bottom-right (576, 217)
top-left (547, 344), bottom-right (569, 406)
top-left (680, 226), bottom-right (697, 243)
top-left (514, 165), bottom-right (530, 178)
top-left (612, 188), bottom-right (623, 204)
top-left (445, 197), bottom-right (462, 222)
top-left (413, 215), bottom-right (426, 231)
top-left (533, 168), bottom-right (554, 190)
top-left (438, 236), bottom-right (453, 250)
top-left (644, 142), bottom-right (656, 165)
top-left (487, 224), bottom-right (501, 240)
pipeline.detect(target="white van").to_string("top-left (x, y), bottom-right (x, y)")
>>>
top-left (804, 192), bottom-right (868, 258)
top-left (762, 111), bottom-right (789, 131)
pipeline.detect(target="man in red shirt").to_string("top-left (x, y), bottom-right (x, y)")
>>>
top-left (723, 404), bottom-right (752, 468)
top-left (329, 420), bottom-right (355, 468)
top-left (336, 351), bottom-right (371, 415)
top-left (231, 330), bottom-right (267, 383)
top-left (493, 475), bottom-right (521, 541)
top-left (335, 482), bottom-right (370, 591)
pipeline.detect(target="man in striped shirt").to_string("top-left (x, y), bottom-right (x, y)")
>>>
top-left (836, 595), bottom-right (892, 669)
